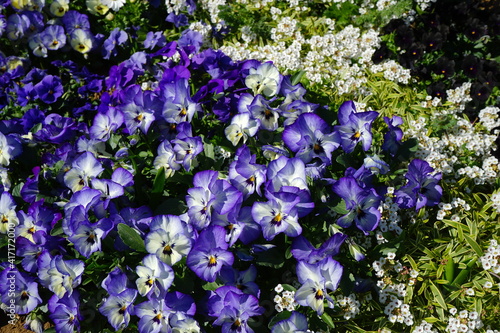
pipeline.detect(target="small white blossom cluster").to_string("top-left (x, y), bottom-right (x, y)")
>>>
top-left (421, 95), bottom-right (442, 108)
top-left (371, 60), bottom-right (411, 84)
top-left (412, 320), bottom-right (437, 333)
top-left (379, 187), bottom-right (403, 235)
top-left (491, 191), bottom-right (500, 214)
top-left (405, 110), bottom-right (499, 185)
top-left (376, 0), bottom-right (396, 11)
top-left (478, 106), bottom-right (500, 132)
top-left (198, 0), bottom-right (226, 23)
top-left (480, 239), bottom-right (500, 274)
top-left (270, 16), bottom-right (298, 41)
top-left (273, 284), bottom-right (298, 312)
top-left (336, 294), bottom-right (361, 320)
top-left (445, 82), bottom-right (473, 110)
top-left (188, 21), bottom-right (213, 39)
top-left (435, 198), bottom-right (470, 221)
top-left (415, 0), bottom-right (437, 11)
top-left (214, 146), bottom-right (232, 160)
top-left (445, 308), bottom-right (483, 333)
top-left (241, 26), bottom-right (257, 43)
top-left (372, 254), bottom-right (418, 326)
top-left (165, 0), bottom-right (191, 14)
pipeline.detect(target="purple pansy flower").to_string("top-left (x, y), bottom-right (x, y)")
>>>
top-left (40, 25), bottom-right (66, 51)
top-left (135, 254), bottom-right (174, 299)
top-left (395, 159), bottom-right (442, 210)
top-left (99, 288), bottom-right (137, 331)
top-left (102, 28), bottom-right (128, 59)
top-left (331, 176), bottom-right (382, 234)
top-left (283, 112), bottom-right (340, 165)
top-left (228, 145), bottom-right (266, 199)
top-left (382, 115), bottom-right (404, 156)
top-left (48, 291), bottom-right (82, 333)
top-left (271, 311), bottom-right (309, 333)
top-left (291, 233), bottom-right (347, 264)
top-left (334, 101), bottom-right (378, 154)
top-left (0, 268), bottom-right (42, 314)
top-left (63, 151), bottom-right (104, 192)
top-left (134, 298), bottom-right (173, 333)
top-left (34, 75), bottom-right (63, 104)
top-left (186, 225), bottom-right (234, 282)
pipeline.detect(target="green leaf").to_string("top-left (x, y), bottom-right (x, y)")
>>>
top-left (463, 234), bottom-right (482, 257)
top-left (291, 70), bottom-right (306, 85)
top-left (444, 257), bottom-right (455, 284)
top-left (429, 281), bottom-right (447, 310)
top-left (117, 223), bottom-right (146, 253)
top-left (321, 311), bottom-right (335, 328)
top-left (151, 167), bottom-right (166, 194)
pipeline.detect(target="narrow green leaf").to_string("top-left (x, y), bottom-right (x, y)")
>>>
top-left (117, 223), bottom-right (146, 253)
top-left (321, 311), bottom-right (335, 328)
top-left (424, 317), bottom-right (439, 323)
top-left (429, 281), bottom-right (447, 310)
top-left (151, 167), bottom-right (166, 194)
top-left (464, 234), bottom-right (483, 257)
top-left (291, 70), bottom-right (306, 85)
top-left (444, 258), bottom-right (455, 283)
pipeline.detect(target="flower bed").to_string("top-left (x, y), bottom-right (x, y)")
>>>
top-left (0, 0), bottom-right (499, 332)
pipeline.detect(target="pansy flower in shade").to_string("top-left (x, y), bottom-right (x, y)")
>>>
top-left (295, 257), bottom-right (343, 315)
top-left (247, 94), bottom-right (280, 131)
top-left (283, 112), bottom-right (341, 165)
top-left (291, 233), bottom-right (347, 264)
top-left (0, 268), bottom-right (42, 315)
top-left (66, 206), bottom-right (113, 258)
top-left (102, 28), bottom-right (128, 60)
top-left (172, 135), bottom-right (203, 172)
top-left (219, 265), bottom-right (260, 297)
top-left (135, 254), bottom-right (174, 299)
top-left (225, 113), bottom-right (260, 146)
top-left (70, 28), bottom-right (93, 54)
top-left (334, 101), bottom-right (379, 154)
top-left (208, 286), bottom-right (264, 333)
top-left (48, 291), bottom-right (81, 333)
top-left (331, 176), bottom-right (382, 234)
top-left (28, 34), bottom-right (48, 57)
top-left (101, 267), bottom-right (134, 296)
top-left (143, 31), bottom-right (167, 49)
top-left (99, 288), bottom-right (137, 331)
top-left (271, 311), bottom-right (309, 333)
top-left (16, 231), bottom-right (50, 273)
top-left (280, 99), bottom-right (319, 127)
top-left (63, 151), bottom-right (104, 192)
top-left (134, 298), bottom-right (173, 333)
top-left (33, 75), bottom-right (63, 104)
top-left (382, 116), bottom-right (404, 156)
top-left (50, 0), bottom-right (70, 16)
top-left (244, 61), bottom-right (282, 97)
top-left (395, 159), bottom-right (442, 211)
top-left (228, 145), bottom-right (266, 199)
top-left (186, 225), bottom-right (234, 282)
top-left (6, 13), bottom-right (30, 41)
top-left (252, 192), bottom-right (302, 241)
top-left (186, 170), bottom-right (243, 230)
top-left (90, 108), bottom-right (124, 141)
top-left (33, 113), bottom-right (77, 144)
top-left (145, 215), bottom-right (193, 266)
top-left (0, 191), bottom-right (19, 234)
top-left (40, 25), bottom-right (66, 51)
top-left (162, 78), bottom-right (201, 124)
top-left (46, 255), bottom-right (85, 298)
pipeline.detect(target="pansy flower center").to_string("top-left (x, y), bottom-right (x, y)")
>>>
top-left (207, 255), bottom-right (217, 267)
top-left (315, 289), bottom-right (324, 300)
top-left (20, 291), bottom-right (30, 300)
top-left (351, 131), bottom-right (361, 140)
top-left (272, 213), bottom-right (283, 225)
top-left (163, 245), bottom-right (173, 255)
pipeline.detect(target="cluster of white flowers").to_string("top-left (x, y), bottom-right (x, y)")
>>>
top-left (480, 239), bottom-right (500, 274)
top-left (435, 198), bottom-right (470, 221)
top-left (270, 16), bottom-right (298, 41)
top-left (445, 308), bottom-right (483, 333)
top-left (372, 254), bottom-right (419, 326)
top-left (379, 187), bottom-right (403, 235)
top-left (420, 95), bottom-right (442, 108)
top-left (490, 190), bottom-right (500, 214)
top-left (414, 0), bottom-right (437, 11)
top-left (405, 107), bottom-right (500, 185)
top-left (412, 320), bottom-right (437, 333)
top-left (376, 0), bottom-right (396, 11)
top-left (165, 0), bottom-right (191, 14)
top-left (273, 284), bottom-right (298, 312)
top-left (336, 294), bottom-right (361, 320)
top-left (241, 26), bottom-right (257, 43)
top-left (478, 106), bottom-right (500, 132)
top-left (214, 146), bottom-right (232, 160)
top-left (445, 82), bottom-right (473, 110)
top-left (371, 59), bottom-right (412, 84)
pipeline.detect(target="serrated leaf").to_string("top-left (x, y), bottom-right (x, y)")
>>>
top-left (117, 223), bottom-right (146, 253)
